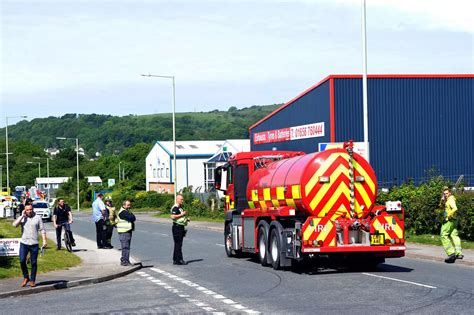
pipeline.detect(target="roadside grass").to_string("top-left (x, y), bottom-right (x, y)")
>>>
top-left (405, 230), bottom-right (474, 249)
top-left (0, 219), bottom-right (81, 279)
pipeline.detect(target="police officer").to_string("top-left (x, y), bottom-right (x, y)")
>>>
top-left (116, 199), bottom-right (135, 266)
top-left (441, 187), bottom-right (463, 263)
top-left (171, 194), bottom-right (189, 265)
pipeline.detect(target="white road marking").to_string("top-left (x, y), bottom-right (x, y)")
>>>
top-left (149, 268), bottom-right (260, 314)
top-left (216, 244), bottom-right (225, 247)
top-left (362, 273), bottom-right (437, 289)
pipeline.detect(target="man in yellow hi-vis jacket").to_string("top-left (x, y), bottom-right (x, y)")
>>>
top-left (116, 200), bottom-right (135, 266)
top-left (441, 187), bottom-right (463, 263)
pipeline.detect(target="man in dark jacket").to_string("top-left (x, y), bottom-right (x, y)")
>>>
top-left (53, 198), bottom-right (76, 250)
top-left (116, 200), bottom-right (135, 266)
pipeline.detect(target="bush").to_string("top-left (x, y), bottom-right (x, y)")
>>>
top-left (110, 189), bottom-right (173, 210)
top-left (376, 178), bottom-right (474, 240)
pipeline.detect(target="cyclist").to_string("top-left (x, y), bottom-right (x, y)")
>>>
top-left (53, 198), bottom-right (76, 250)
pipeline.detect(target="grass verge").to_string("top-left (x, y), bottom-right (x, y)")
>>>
top-left (0, 219), bottom-right (82, 279)
top-left (405, 230), bottom-right (474, 249)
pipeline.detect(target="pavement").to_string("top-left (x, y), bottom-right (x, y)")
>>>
top-left (0, 213), bottom-right (472, 299)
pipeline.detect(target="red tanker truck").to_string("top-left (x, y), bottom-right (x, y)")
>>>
top-left (214, 141), bottom-right (405, 269)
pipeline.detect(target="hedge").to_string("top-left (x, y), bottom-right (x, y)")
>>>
top-left (376, 178), bottom-right (474, 240)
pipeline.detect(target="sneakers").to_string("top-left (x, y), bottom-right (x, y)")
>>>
top-left (21, 278), bottom-right (29, 287)
top-left (29, 281), bottom-right (36, 288)
top-left (120, 261), bottom-right (132, 266)
top-left (456, 254), bottom-right (464, 259)
top-left (71, 242), bottom-right (76, 247)
top-left (444, 254), bottom-right (456, 263)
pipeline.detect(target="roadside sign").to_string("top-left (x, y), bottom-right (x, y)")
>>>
top-left (108, 179), bottom-right (115, 187)
top-left (0, 238), bottom-right (21, 257)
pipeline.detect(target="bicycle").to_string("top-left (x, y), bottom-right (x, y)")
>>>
top-left (59, 222), bottom-right (74, 252)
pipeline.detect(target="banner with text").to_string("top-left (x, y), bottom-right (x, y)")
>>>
top-left (253, 122), bottom-right (325, 144)
top-left (0, 238), bottom-right (21, 257)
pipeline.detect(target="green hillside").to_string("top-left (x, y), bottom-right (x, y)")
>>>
top-left (0, 104), bottom-right (280, 190)
top-left (4, 105), bottom-right (279, 156)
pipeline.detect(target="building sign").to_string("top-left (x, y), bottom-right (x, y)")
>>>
top-left (254, 122), bottom-right (325, 144)
top-left (0, 238), bottom-right (21, 257)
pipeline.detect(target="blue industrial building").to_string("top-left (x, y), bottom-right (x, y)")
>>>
top-left (249, 74), bottom-right (474, 188)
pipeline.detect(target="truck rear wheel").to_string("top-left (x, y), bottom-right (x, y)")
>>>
top-left (258, 222), bottom-right (270, 266)
top-left (269, 228), bottom-right (282, 270)
top-left (224, 223), bottom-right (241, 258)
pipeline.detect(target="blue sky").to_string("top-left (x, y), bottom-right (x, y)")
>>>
top-left (1, 0), bottom-right (472, 127)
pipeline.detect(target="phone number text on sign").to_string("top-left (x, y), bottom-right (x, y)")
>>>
top-left (254, 122), bottom-right (325, 144)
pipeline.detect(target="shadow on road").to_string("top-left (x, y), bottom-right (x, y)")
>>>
top-left (186, 259), bottom-right (204, 264)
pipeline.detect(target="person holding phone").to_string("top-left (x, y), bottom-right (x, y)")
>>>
top-left (12, 202), bottom-right (47, 287)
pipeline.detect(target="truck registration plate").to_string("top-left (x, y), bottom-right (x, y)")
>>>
top-left (370, 234), bottom-right (385, 245)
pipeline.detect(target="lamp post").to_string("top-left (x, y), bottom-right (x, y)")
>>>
top-left (361, 0), bottom-right (369, 162)
top-left (56, 137), bottom-right (80, 211)
top-left (140, 73), bottom-right (177, 200)
top-left (34, 156), bottom-right (50, 200)
top-left (26, 161), bottom-right (41, 178)
top-left (0, 164), bottom-right (3, 193)
top-left (5, 115), bottom-right (27, 194)
top-left (118, 161), bottom-right (123, 181)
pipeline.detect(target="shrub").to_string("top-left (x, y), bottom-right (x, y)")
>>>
top-left (376, 178), bottom-right (474, 240)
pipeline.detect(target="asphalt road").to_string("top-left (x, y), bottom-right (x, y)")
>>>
top-left (3, 213), bottom-right (473, 314)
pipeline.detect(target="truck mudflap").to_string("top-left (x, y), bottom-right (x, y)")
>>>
top-left (299, 214), bottom-right (405, 257)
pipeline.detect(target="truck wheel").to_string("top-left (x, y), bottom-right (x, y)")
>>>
top-left (224, 223), bottom-right (234, 257)
top-left (258, 222), bottom-right (270, 266)
top-left (269, 228), bottom-right (282, 270)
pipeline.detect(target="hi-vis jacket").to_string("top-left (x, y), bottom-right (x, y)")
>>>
top-left (116, 208), bottom-right (135, 233)
top-left (445, 195), bottom-right (458, 220)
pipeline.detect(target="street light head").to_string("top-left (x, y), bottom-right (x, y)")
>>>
top-left (56, 137), bottom-right (67, 140)
top-left (26, 161), bottom-right (33, 164)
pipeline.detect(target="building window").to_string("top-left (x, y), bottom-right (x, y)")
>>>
top-left (190, 144), bottom-right (198, 149)
top-left (153, 168), bottom-right (157, 178)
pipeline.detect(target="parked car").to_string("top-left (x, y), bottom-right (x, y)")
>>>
top-left (32, 201), bottom-right (52, 222)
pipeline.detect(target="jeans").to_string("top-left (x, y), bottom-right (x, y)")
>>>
top-left (19, 243), bottom-right (39, 281)
top-left (172, 224), bottom-right (185, 262)
top-left (95, 219), bottom-right (107, 248)
top-left (56, 222), bottom-right (75, 248)
top-left (118, 232), bottom-right (132, 263)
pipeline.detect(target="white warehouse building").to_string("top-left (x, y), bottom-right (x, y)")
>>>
top-left (146, 140), bottom-right (249, 193)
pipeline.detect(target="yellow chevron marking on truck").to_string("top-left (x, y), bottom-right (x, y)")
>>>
top-left (286, 198), bottom-right (296, 208)
top-left (263, 188), bottom-right (271, 201)
top-left (252, 190), bottom-right (259, 202)
top-left (291, 185), bottom-right (301, 199)
top-left (316, 220), bottom-right (333, 242)
top-left (353, 160), bottom-right (375, 193)
top-left (318, 181), bottom-right (351, 217)
top-left (373, 218), bottom-right (391, 239)
top-left (303, 219), bottom-right (319, 240)
top-left (355, 183), bottom-right (371, 208)
top-left (309, 164), bottom-right (349, 210)
top-left (305, 153), bottom-right (347, 195)
top-left (276, 187), bottom-right (285, 200)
